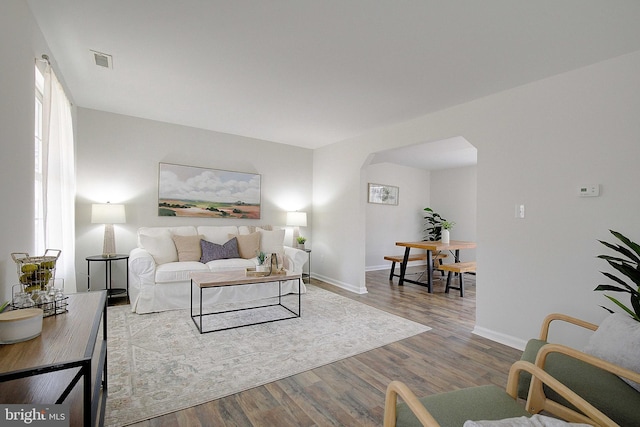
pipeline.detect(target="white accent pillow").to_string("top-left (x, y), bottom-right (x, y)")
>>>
top-left (583, 313), bottom-right (640, 392)
top-left (258, 228), bottom-right (285, 254)
top-left (139, 231), bottom-right (178, 265)
top-left (464, 414), bottom-right (590, 427)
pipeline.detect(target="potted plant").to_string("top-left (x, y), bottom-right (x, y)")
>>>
top-left (595, 230), bottom-right (640, 322)
top-left (296, 236), bottom-right (307, 249)
top-left (423, 207), bottom-right (447, 241)
top-left (440, 220), bottom-right (455, 244)
top-left (256, 251), bottom-right (269, 272)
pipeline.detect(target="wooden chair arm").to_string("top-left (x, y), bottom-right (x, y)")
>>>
top-left (507, 360), bottom-right (617, 426)
top-left (384, 380), bottom-right (441, 427)
top-left (539, 313), bottom-right (599, 341)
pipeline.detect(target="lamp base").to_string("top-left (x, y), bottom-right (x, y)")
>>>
top-left (102, 224), bottom-right (117, 257)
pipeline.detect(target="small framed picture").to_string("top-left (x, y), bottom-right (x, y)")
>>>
top-left (368, 183), bottom-right (399, 205)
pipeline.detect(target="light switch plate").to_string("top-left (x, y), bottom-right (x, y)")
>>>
top-left (579, 184), bottom-right (600, 197)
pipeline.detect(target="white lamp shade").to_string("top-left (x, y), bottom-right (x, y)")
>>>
top-left (286, 211), bottom-right (307, 227)
top-left (91, 203), bottom-right (126, 224)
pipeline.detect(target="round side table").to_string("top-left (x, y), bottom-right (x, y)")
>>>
top-left (86, 254), bottom-right (129, 302)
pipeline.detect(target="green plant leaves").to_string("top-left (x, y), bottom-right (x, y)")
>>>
top-left (596, 230), bottom-right (640, 322)
top-left (423, 207), bottom-right (447, 241)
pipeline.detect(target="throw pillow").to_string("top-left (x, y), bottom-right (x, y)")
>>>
top-left (230, 232), bottom-right (260, 259)
top-left (139, 231), bottom-right (178, 264)
top-left (464, 414), bottom-right (590, 426)
top-left (583, 313), bottom-right (640, 392)
top-left (171, 234), bottom-right (203, 262)
top-left (200, 238), bottom-right (240, 263)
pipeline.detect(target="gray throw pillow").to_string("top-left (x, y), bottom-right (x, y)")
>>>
top-left (200, 238), bottom-right (239, 263)
top-left (583, 313), bottom-right (640, 391)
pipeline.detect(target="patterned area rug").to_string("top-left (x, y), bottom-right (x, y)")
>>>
top-left (104, 285), bottom-right (430, 426)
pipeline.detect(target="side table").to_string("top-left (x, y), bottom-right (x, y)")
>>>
top-left (0, 291), bottom-right (108, 427)
top-left (304, 249), bottom-right (311, 283)
top-left (86, 254), bottom-right (129, 302)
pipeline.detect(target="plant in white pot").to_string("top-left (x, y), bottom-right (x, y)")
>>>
top-left (256, 251), bottom-right (269, 272)
top-left (440, 220), bottom-right (455, 244)
top-left (296, 236), bottom-right (307, 249)
top-left (595, 230), bottom-right (640, 322)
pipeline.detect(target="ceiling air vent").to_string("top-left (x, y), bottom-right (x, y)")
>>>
top-left (90, 50), bottom-right (113, 69)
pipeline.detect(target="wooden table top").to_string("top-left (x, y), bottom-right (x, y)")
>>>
top-left (0, 291), bottom-right (106, 375)
top-left (190, 270), bottom-right (302, 288)
top-left (395, 240), bottom-right (477, 251)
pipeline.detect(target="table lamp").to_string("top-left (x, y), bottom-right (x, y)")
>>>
top-left (91, 202), bottom-right (126, 257)
top-left (286, 211), bottom-right (307, 244)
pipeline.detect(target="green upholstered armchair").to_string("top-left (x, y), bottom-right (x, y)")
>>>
top-left (384, 360), bottom-right (614, 427)
top-left (518, 313), bottom-right (640, 427)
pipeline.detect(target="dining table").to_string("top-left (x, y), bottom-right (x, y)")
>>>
top-left (395, 240), bottom-right (477, 292)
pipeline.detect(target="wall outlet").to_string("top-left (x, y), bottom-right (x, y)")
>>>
top-left (515, 204), bottom-right (525, 219)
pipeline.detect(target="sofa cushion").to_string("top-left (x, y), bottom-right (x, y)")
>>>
top-left (171, 234), bottom-right (203, 262)
top-left (583, 313), bottom-right (640, 391)
top-left (232, 232), bottom-right (261, 259)
top-left (197, 226), bottom-right (239, 244)
top-left (205, 257), bottom-right (257, 272)
top-left (155, 261), bottom-right (209, 283)
top-left (200, 238), bottom-right (240, 263)
top-left (137, 226), bottom-right (197, 246)
top-left (258, 228), bottom-right (285, 254)
top-left (139, 230), bottom-right (178, 264)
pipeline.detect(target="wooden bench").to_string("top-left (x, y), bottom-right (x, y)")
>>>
top-left (384, 253), bottom-right (446, 281)
top-left (437, 261), bottom-right (476, 297)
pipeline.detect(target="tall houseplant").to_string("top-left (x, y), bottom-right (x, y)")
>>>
top-left (423, 207), bottom-right (448, 241)
top-left (595, 230), bottom-right (640, 322)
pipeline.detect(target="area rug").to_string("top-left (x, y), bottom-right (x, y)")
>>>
top-left (104, 285), bottom-right (431, 426)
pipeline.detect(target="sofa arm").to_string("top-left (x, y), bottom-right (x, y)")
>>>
top-left (283, 246), bottom-right (308, 273)
top-left (128, 248), bottom-right (158, 313)
top-left (130, 247), bottom-right (156, 275)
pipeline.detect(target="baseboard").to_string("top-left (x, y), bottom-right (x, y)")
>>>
top-left (365, 261), bottom-right (427, 272)
top-left (472, 326), bottom-right (527, 351)
top-left (310, 273), bottom-right (368, 294)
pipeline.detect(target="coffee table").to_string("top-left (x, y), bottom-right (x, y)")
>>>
top-left (189, 270), bottom-right (302, 334)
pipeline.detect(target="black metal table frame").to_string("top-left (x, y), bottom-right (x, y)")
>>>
top-left (399, 248), bottom-right (461, 293)
top-left (190, 277), bottom-right (302, 334)
top-left (0, 291), bottom-right (108, 427)
top-left (86, 254), bottom-right (129, 301)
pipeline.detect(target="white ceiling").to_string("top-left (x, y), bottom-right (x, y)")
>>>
top-left (27, 0), bottom-right (640, 160)
top-left (370, 136), bottom-right (477, 171)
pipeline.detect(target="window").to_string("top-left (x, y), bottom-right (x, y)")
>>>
top-left (35, 65), bottom-right (45, 254)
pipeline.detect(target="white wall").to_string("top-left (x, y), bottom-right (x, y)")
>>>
top-left (365, 163), bottom-right (430, 270)
top-left (313, 50), bottom-right (640, 348)
top-left (0, 2), bottom-right (55, 302)
top-left (430, 165), bottom-right (477, 262)
top-left (75, 108), bottom-right (313, 290)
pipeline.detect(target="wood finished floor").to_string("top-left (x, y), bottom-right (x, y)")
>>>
top-left (128, 267), bottom-right (522, 427)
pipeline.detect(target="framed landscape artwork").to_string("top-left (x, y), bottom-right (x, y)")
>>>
top-left (368, 183), bottom-right (399, 205)
top-left (158, 163), bottom-right (261, 218)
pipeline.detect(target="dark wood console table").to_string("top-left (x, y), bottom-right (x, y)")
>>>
top-left (0, 291), bottom-right (108, 427)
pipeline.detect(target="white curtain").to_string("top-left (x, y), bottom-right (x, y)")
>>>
top-left (41, 65), bottom-right (76, 293)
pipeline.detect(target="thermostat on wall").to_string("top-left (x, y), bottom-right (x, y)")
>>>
top-left (578, 184), bottom-right (600, 197)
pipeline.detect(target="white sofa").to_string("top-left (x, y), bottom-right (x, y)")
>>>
top-left (128, 225), bottom-right (308, 314)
